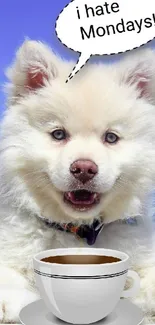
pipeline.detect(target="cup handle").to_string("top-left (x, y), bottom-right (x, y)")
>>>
top-left (121, 270), bottom-right (140, 298)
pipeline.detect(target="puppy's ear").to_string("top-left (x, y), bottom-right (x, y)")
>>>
top-left (6, 40), bottom-right (60, 104)
top-left (118, 49), bottom-right (155, 102)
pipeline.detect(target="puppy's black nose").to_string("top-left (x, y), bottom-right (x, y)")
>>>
top-left (70, 160), bottom-right (98, 184)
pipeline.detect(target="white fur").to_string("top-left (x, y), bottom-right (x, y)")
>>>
top-left (0, 40), bottom-right (155, 323)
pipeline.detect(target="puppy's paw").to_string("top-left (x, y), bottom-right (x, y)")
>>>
top-left (0, 287), bottom-right (39, 323)
top-left (131, 266), bottom-right (155, 321)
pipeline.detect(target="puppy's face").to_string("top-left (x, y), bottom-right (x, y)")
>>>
top-left (2, 41), bottom-right (155, 223)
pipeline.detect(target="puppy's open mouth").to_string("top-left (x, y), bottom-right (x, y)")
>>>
top-left (64, 190), bottom-right (100, 211)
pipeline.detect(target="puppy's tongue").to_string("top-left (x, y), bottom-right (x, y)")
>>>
top-left (64, 190), bottom-right (99, 205)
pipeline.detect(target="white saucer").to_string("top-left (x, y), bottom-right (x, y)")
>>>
top-left (19, 298), bottom-right (144, 325)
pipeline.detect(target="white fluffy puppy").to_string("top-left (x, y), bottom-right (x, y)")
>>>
top-left (0, 41), bottom-right (155, 323)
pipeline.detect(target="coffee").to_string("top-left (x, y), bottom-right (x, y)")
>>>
top-left (41, 255), bottom-right (121, 264)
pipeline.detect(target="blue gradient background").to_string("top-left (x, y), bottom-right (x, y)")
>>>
top-left (0, 0), bottom-right (155, 116)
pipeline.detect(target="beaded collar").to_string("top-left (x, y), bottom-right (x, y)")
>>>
top-left (39, 217), bottom-right (104, 246)
top-left (38, 216), bottom-right (137, 246)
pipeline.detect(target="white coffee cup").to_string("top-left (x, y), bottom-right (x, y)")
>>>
top-left (33, 248), bottom-right (140, 324)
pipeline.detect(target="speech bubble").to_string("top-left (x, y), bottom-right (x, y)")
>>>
top-left (55, 0), bottom-right (155, 82)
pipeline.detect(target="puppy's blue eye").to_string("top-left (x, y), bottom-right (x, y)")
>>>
top-left (105, 132), bottom-right (119, 144)
top-left (51, 129), bottom-right (66, 141)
